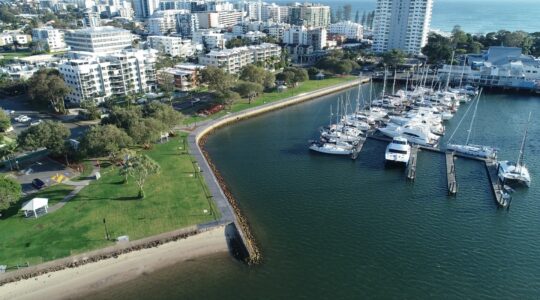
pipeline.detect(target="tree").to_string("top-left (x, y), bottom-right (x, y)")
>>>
top-left (234, 81), bottom-right (264, 103)
top-left (158, 72), bottom-right (176, 106)
top-left (0, 141), bottom-right (17, 170)
top-left (239, 65), bottom-right (275, 90)
top-left (17, 121), bottom-right (70, 156)
top-left (144, 101), bottom-right (183, 129)
top-left (263, 71), bottom-right (276, 90)
top-left (102, 106), bottom-right (143, 131)
top-left (125, 154), bottom-right (160, 198)
top-left (0, 176), bottom-right (21, 213)
top-left (382, 49), bottom-right (407, 69)
top-left (200, 66), bottom-right (236, 92)
top-left (80, 100), bottom-right (101, 120)
top-left (422, 33), bottom-right (454, 64)
top-left (226, 37), bottom-right (250, 49)
top-left (0, 110), bottom-right (10, 132)
top-left (79, 125), bottom-right (133, 157)
top-left (215, 90), bottom-right (241, 107)
top-left (127, 118), bottom-right (166, 146)
top-left (116, 148), bottom-right (137, 183)
top-left (276, 70), bottom-right (296, 87)
top-left (27, 69), bottom-right (71, 114)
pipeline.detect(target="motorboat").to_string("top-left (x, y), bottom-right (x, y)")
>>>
top-left (378, 123), bottom-right (440, 147)
top-left (385, 137), bottom-right (411, 166)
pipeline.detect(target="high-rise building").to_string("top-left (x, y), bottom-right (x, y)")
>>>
top-left (64, 26), bottom-right (132, 53)
top-left (59, 49), bottom-right (157, 104)
top-left (289, 3), bottom-right (330, 28)
top-left (372, 0), bottom-right (433, 54)
top-left (133, 0), bottom-right (159, 19)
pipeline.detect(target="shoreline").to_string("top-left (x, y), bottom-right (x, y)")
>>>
top-left (0, 226), bottom-right (229, 300)
top-left (0, 77), bottom-right (368, 298)
top-left (188, 76), bottom-right (369, 264)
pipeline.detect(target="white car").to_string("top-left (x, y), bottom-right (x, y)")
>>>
top-left (15, 115), bottom-right (31, 122)
top-left (30, 119), bottom-right (43, 126)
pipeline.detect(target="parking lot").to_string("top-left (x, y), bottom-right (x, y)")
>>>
top-left (13, 157), bottom-right (77, 194)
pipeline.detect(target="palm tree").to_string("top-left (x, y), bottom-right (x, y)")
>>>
top-left (0, 142), bottom-right (17, 171)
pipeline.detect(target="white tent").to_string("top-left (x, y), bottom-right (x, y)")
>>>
top-left (21, 198), bottom-right (49, 218)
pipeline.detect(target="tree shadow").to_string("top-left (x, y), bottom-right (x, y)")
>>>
top-left (113, 196), bottom-right (141, 201)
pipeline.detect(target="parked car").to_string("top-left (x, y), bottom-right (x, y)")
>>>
top-left (32, 178), bottom-right (46, 190)
top-left (30, 119), bottom-right (43, 126)
top-left (14, 115), bottom-right (31, 122)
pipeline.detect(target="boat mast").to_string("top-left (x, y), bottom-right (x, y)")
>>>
top-left (458, 55), bottom-right (467, 88)
top-left (446, 89), bottom-right (481, 145)
top-left (445, 51), bottom-right (455, 91)
top-left (517, 112), bottom-right (532, 168)
top-left (465, 88), bottom-right (483, 145)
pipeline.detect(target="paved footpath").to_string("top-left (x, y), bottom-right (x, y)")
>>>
top-left (48, 166), bottom-right (99, 213)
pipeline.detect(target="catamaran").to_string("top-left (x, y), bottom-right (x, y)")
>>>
top-left (498, 113), bottom-right (532, 187)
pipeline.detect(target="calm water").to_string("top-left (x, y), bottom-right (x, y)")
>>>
top-left (88, 85), bottom-right (540, 299)
top-left (271, 0), bottom-right (540, 33)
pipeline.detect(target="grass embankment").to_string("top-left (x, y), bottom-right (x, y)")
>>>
top-left (0, 134), bottom-right (219, 267)
top-left (183, 76), bottom-right (357, 125)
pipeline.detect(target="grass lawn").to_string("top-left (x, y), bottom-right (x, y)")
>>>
top-left (182, 76), bottom-right (357, 125)
top-left (0, 50), bottom-right (33, 61)
top-left (0, 134), bottom-right (219, 267)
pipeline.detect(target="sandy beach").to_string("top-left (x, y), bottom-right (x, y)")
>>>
top-left (0, 226), bottom-right (228, 300)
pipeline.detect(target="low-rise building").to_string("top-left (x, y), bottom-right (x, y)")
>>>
top-left (148, 35), bottom-right (197, 57)
top-left (159, 63), bottom-right (205, 91)
top-left (283, 25), bottom-right (326, 50)
top-left (58, 49), bottom-right (157, 103)
top-left (192, 30), bottom-right (225, 50)
top-left (199, 43), bottom-right (280, 74)
top-left (147, 9), bottom-right (189, 35)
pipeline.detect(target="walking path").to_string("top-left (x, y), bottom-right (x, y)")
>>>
top-left (47, 166), bottom-right (100, 213)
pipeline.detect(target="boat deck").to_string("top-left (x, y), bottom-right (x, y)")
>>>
top-left (485, 160), bottom-right (510, 208)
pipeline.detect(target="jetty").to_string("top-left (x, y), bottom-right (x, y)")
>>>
top-left (485, 159), bottom-right (511, 208)
top-left (351, 138), bottom-right (367, 160)
top-left (406, 145), bottom-right (419, 180)
top-left (446, 152), bottom-right (457, 195)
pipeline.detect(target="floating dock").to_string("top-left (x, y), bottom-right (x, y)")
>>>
top-left (485, 160), bottom-right (511, 208)
top-left (446, 152), bottom-right (458, 195)
top-left (406, 145), bottom-right (419, 180)
top-left (350, 138), bottom-right (366, 160)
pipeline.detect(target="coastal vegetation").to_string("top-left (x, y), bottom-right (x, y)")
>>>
top-left (0, 134), bottom-right (218, 267)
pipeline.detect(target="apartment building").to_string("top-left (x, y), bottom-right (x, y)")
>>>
top-left (148, 35), bottom-right (197, 57)
top-left (148, 10), bottom-right (189, 35)
top-left (283, 25), bottom-right (327, 50)
top-left (289, 3), bottom-right (330, 28)
top-left (32, 26), bottom-right (66, 51)
top-left (372, 0), bottom-right (433, 54)
top-left (199, 43), bottom-right (280, 74)
top-left (159, 63), bottom-right (206, 91)
top-left (58, 49), bottom-right (157, 103)
top-left (64, 26), bottom-right (133, 53)
top-left (328, 21), bottom-right (364, 40)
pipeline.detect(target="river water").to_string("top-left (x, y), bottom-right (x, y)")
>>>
top-left (88, 84), bottom-right (540, 299)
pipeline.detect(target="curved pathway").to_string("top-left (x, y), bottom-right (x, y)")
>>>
top-left (48, 166), bottom-right (100, 213)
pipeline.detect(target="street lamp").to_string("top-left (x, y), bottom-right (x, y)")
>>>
top-left (103, 218), bottom-right (110, 240)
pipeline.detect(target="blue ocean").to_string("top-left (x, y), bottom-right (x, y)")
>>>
top-left (272, 0), bottom-right (540, 33)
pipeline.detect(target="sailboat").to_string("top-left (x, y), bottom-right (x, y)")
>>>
top-left (498, 112), bottom-right (532, 187)
top-left (446, 89), bottom-right (498, 159)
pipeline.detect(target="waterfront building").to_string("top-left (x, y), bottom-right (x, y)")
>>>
top-left (32, 26), bottom-right (66, 52)
top-left (199, 43), bottom-right (280, 74)
top-left (64, 26), bottom-right (132, 53)
top-left (328, 21), bottom-right (364, 41)
top-left (283, 25), bottom-right (327, 51)
top-left (58, 49), bottom-right (158, 104)
top-left (289, 3), bottom-right (330, 28)
top-left (372, 0), bottom-right (433, 54)
top-left (158, 63), bottom-right (206, 91)
top-left (133, 0), bottom-right (159, 19)
top-left (148, 36), bottom-right (197, 57)
top-left (438, 46), bottom-right (540, 91)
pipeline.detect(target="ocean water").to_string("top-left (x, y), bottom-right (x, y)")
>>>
top-left (87, 85), bottom-right (540, 299)
top-left (271, 0), bottom-right (540, 33)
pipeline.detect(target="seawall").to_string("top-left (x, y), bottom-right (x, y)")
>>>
top-left (188, 76), bottom-right (370, 264)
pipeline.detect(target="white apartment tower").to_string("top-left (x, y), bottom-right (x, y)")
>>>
top-left (373, 0), bottom-right (433, 54)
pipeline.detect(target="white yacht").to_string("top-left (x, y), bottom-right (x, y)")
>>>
top-left (385, 137), bottom-right (411, 166)
top-left (309, 142), bottom-right (352, 155)
top-left (447, 144), bottom-right (497, 159)
top-left (378, 123), bottom-right (440, 147)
